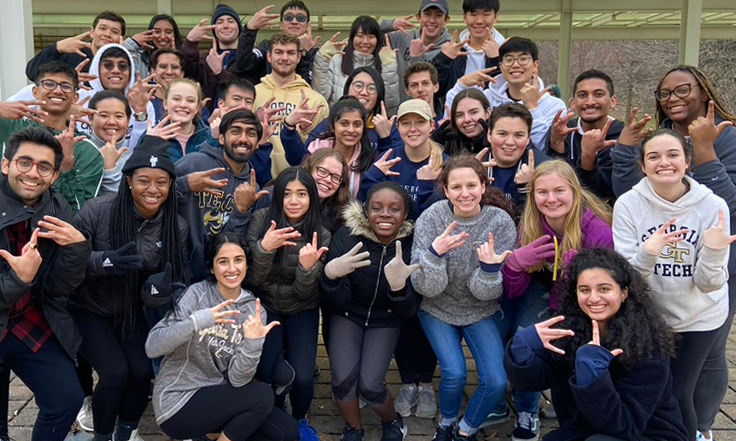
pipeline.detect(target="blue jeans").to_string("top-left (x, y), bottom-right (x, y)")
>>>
top-left (418, 310), bottom-right (506, 435)
top-left (494, 280), bottom-right (551, 414)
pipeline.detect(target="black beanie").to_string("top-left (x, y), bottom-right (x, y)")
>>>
top-left (122, 135), bottom-right (177, 178)
top-left (212, 4), bottom-right (243, 37)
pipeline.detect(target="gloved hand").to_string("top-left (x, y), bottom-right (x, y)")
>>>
top-left (101, 242), bottom-right (143, 276)
top-left (384, 242), bottom-right (421, 291)
top-left (505, 235), bottom-right (556, 273)
top-left (324, 242), bottom-right (371, 280)
top-left (141, 263), bottom-right (187, 308)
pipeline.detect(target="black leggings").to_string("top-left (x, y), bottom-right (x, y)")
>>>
top-left (160, 382), bottom-right (298, 441)
top-left (71, 308), bottom-right (153, 436)
top-left (394, 314), bottom-right (437, 384)
top-left (257, 307), bottom-right (319, 420)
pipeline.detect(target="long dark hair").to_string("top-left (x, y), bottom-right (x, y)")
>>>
top-left (445, 88), bottom-right (492, 156)
top-left (556, 248), bottom-right (678, 366)
top-left (343, 66), bottom-right (385, 117)
top-left (141, 15), bottom-right (183, 69)
top-left (302, 149), bottom-right (351, 233)
top-left (320, 96), bottom-right (375, 173)
top-left (111, 170), bottom-right (187, 335)
top-left (205, 231), bottom-right (247, 282)
top-left (341, 15), bottom-right (383, 76)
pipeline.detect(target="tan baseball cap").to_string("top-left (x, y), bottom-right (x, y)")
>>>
top-left (397, 99), bottom-right (433, 121)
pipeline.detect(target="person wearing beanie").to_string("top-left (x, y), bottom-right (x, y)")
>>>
top-left (71, 135), bottom-right (189, 441)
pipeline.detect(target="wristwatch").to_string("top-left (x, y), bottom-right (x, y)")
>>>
top-left (134, 112), bottom-right (148, 122)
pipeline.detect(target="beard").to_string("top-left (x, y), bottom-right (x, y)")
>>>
top-left (224, 142), bottom-right (254, 163)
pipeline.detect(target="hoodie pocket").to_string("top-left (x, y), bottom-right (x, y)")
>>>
top-left (654, 288), bottom-right (723, 327)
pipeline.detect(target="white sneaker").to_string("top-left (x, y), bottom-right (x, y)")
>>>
top-left (393, 384), bottom-right (418, 417)
top-left (114, 429), bottom-right (145, 441)
top-left (415, 385), bottom-right (437, 419)
top-left (697, 430), bottom-right (714, 441)
top-left (76, 395), bottom-right (93, 432)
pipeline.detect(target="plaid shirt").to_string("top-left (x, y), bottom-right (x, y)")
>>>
top-left (3, 221), bottom-right (52, 352)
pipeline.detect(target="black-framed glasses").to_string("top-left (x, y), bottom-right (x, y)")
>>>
top-left (654, 83), bottom-right (699, 102)
top-left (14, 158), bottom-right (55, 177)
top-left (101, 60), bottom-right (131, 72)
top-left (501, 55), bottom-right (533, 67)
top-left (37, 79), bottom-right (75, 94)
top-left (351, 81), bottom-right (377, 95)
top-left (315, 166), bottom-right (342, 184)
top-left (282, 13), bottom-right (308, 23)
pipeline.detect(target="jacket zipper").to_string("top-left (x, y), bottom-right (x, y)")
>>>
top-left (137, 219), bottom-right (149, 233)
top-left (364, 245), bottom-right (387, 327)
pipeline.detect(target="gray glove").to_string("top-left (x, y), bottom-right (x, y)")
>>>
top-left (325, 242), bottom-right (371, 280)
top-left (384, 242), bottom-right (421, 291)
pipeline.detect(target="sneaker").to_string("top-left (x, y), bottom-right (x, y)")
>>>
top-left (415, 385), bottom-right (437, 419)
top-left (394, 384), bottom-right (418, 417)
top-left (340, 425), bottom-right (365, 441)
top-left (450, 424), bottom-right (476, 441)
top-left (76, 395), bottom-right (94, 432)
top-left (431, 423), bottom-right (456, 441)
top-left (479, 404), bottom-right (510, 428)
top-left (113, 429), bottom-right (145, 441)
top-left (297, 419), bottom-right (319, 441)
top-left (273, 359), bottom-right (295, 396)
top-left (511, 412), bottom-right (540, 441)
top-left (697, 430), bottom-right (714, 441)
top-left (381, 414), bottom-right (407, 441)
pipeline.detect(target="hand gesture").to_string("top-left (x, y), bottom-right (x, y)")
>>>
top-left (586, 319), bottom-right (623, 357)
top-left (243, 298), bottom-right (280, 339)
top-left (416, 151), bottom-right (441, 181)
top-left (132, 29), bottom-right (156, 50)
top-left (379, 35), bottom-right (397, 62)
top-left (409, 28), bottom-right (436, 58)
top-left (520, 75), bottom-right (543, 110)
top-left (261, 221), bottom-right (301, 252)
top-left (285, 90), bottom-right (323, 131)
top-left (258, 98), bottom-right (285, 145)
top-left (57, 31), bottom-right (92, 56)
top-left (100, 242), bottom-right (143, 277)
top-left (187, 167), bottom-right (228, 197)
top-left (74, 59), bottom-right (97, 91)
top-left (128, 72), bottom-right (158, 114)
top-left (299, 23), bottom-right (321, 52)
top-left (246, 5), bottom-right (280, 31)
top-left (55, 115), bottom-right (85, 172)
top-left (431, 222), bottom-right (470, 256)
top-left (384, 241), bottom-right (421, 291)
top-left (187, 19), bottom-right (215, 43)
top-left (642, 218), bottom-right (689, 256)
top-left (689, 101), bottom-right (733, 166)
top-left (99, 135), bottom-right (128, 170)
top-left (505, 235), bottom-right (556, 272)
top-left (372, 101), bottom-right (397, 139)
top-left (299, 232), bottom-right (329, 270)
top-left (141, 263), bottom-right (187, 308)
top-left (0, 100), bottom-right (47, 124)
top-left (703, 210), bottom-right (736, 250)
top-left (474, 147), bottom-right (497, 178)
top-left (37, 215), bottom-right (86, 246)
top-left (374, 149), bottom-right (401, 177)
top-left (617, 108), bottom-right (652, 147)
top-left (533, 316), bottom-right (575, 355)
top-left (440, 30), bottom-right (469, 60)
top-left (580, 118), bottom-right (616, 170)
top-left (477, 232), bottom-right (512, 265)
top-left (549, 110), bottom-right (576, 154)
top-left (514, 149), bottom-right (535, 186)
top-left (68, 95), bottom-right (96, 125)
top-left (458, 67), bottom-right (497, 88)
top-left (234, 169), bottom-right (269, 213)
top-left (0, 228), bottom-right (42, 284)
top-left (148, 115), bottom-right (182, 140)
top-left (206, 39), bottom-right (230, 75)
top-left (482, 28), bottom-right (501, 58)
top-left (209, 299), bottom-right (240, 325)
top-left (392, 14), bottom-right (416, 35)
top-left (324, 242), bottom-right (371, 279)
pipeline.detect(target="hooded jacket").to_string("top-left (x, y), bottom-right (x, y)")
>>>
top-left (320, 202), bottom-right (419, 328)
top-left (245, 207), bottom-right (331, 316)
top-left (254, 74), bottom-right (329, 176)
top-left (613, 176), bottom-right (729, 332)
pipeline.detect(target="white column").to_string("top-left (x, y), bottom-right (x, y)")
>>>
top-left (679, 0), bottom-right (703, 66)
top-left (557, 0), bottom-right (573, 100)
top-left (0, 0), bottom-right (34, 100)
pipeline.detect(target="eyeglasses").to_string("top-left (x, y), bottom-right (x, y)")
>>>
top-left (14, 158), bottom-right (55, 177)
top-left (314, 166), bottom-right (342, 184)
top-left (654, 83), bottom-right (699, 102)
top-left (282, 13), bottom-right (308, 23)
top-left (101, 60), bottom-right (131, 72)
top-left (501, 55), bottom-right (533, 67)
top-left (351, 81), bottom-right (377, 95)
top-left (37, 79), bottom-right (75, 94)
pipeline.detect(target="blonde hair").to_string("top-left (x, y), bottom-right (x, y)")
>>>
top-left (428, 139), bottom-right (444, 170)
top-left (519, 160), bottom-right (612, 273)
top-left (164, 78), bottom-right (203, 105)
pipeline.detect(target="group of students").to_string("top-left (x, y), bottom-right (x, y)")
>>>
top-left (0, 1), bottom-right (734, 441)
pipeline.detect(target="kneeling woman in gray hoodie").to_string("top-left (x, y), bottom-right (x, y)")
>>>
top-left (146, 232), bottom-right (298, 441)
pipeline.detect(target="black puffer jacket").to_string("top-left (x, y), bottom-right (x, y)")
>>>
top-left (245, 207), bottom-right (331, 316)
top-left (72, 195), bottom-right (188, 317)
top-left (320, 202), bottom-right (419, 328)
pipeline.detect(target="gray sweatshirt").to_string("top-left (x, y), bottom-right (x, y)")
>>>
top-left (145, 280), bottom-right (266, 425)
top-left (411, 200), bottom-right (516, 326)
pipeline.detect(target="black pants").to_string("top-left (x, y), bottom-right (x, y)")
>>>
top-left (0, 333), bottom-right (83, 441)
top-left (159, 382), bottom-right (298, 441)
top-left (71, 308), bottom-right (153, 436)
top-left (394, 314), bottom-right (437, 384)
top-left (257, 308), bottom-right (319, 420)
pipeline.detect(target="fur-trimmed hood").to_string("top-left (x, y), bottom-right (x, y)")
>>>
top-left (341, 201), bottom-right (414, 244)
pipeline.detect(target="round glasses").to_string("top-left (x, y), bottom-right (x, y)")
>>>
top-left (351, 81), bottom-right (377, 95)
top-left (654, 83), bottom-right (699, 102)
top-left (37, 79), bottom-right (75, 94)
top-left (14, 158), bottom-right (55, 177)
top-left (314, 166), bottom-right (342, 184)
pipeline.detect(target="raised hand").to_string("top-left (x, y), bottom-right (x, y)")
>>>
top-left (372, 101), bottom-right (397, 139)
top-left (580, 118), bottom-right (616, 170)
top-left (549, 110), bottom-right (577, 153)
top-left (246, 5), bottom-right (280, 31)
top-left (234, 169), bottom-right (269, 213)
top-left (99, 241), bottom-right (143, 277)
top-left (0, 228), bottom-right (42, 284)
top-left (261, 221), bottom-right (302, 252)
top-left (642, 218), bottom-right (689, 256)
top-left (37, 215), bottom-right (86, 246)
top-left (68, 95), bottom-right (96, 124)
top-left (57, 31), bottom-right (92, 56)
top-left (299, 232), bottom-right (329, 270)
top-left (99, 135), bottom-right (128, 170)
top-left (187, 167), bottom-right (227, 197)
top-left (458, 67), bottom-right (497, 88)
top-left (128, 72), bottom-right (158, 115)
top-left (431, 222), bottom-right (471, 256)
top-left (392, 14), bottom-right (416, 35)
top-left (520, 75), bottom-right (543, 110)
top-left (148, 115), bottom-right (182, 140)
top-left (515, 148), bottom-right (535, 186)
top-left (0, 100), bottom-right (47, 123)
top-left (209, 299), bottom-right (240, 325)
top-left (187, 19), bottom-right (216, 42)
top-left (505, 235), bottom-right (556, 272)
top-left (373, 149), bottom-right (401, 177)
top-left (703, 210), bottom-right (736, 250)
top-left (441, 30), bottom-right (469, 60)
top-left (324, 242), bottom-right (371, 279)
top-left (586, 319), bottom-right (623, 357)
top-left (617, 108), bottom-right (652, 147)
top-left (132, 29), bottom-right (156, 50)
top-left (141, 263), bottom-right (187, 308)
top-left (416, 151), bottom-right (440, 181)
top-left (689, 101), bottom-right (733, 166)
top-left (533, 316), bottom-right (575, 355)
top-left (409, 28), bottom-right (436, 58)
top-left (477, 232), bottom-right (512, 265)
top-left (55, 115), bottom-right (85, 172)
top-left (242, 298), bottom-right (280, 339)
top-left (379, 34), bottom-right (397, 62)
top-left (206, 39), bottom-right (229, 75)
top-left (325, 31), bottom-right (348, 54)
top-left (384, 241), bottom-right (421, 291)
top-left (299, 22), bottom-right (321, 52)
top-left (474, 147), bottom-right (497, 180)
top-left (481, 28), bottom-right (500, 58)
top-left (285, 90), bottom-right (323, 131)
top-left (74, 59), bottom-right (97, 90)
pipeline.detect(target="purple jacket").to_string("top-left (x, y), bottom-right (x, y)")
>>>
top-left (502, 208), bottom-right (613, 309)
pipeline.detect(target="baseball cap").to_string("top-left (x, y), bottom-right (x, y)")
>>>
top-left (397, 99), bottom-right (433, 121)
top-left (420, 0), bottom-right (450, 15)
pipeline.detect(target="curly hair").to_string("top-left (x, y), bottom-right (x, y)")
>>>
top-left (555, 248), bottom-right (678, 367)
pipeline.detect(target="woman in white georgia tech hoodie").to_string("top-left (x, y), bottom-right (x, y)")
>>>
top-left (612, 128), bottom-right (735, 441)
